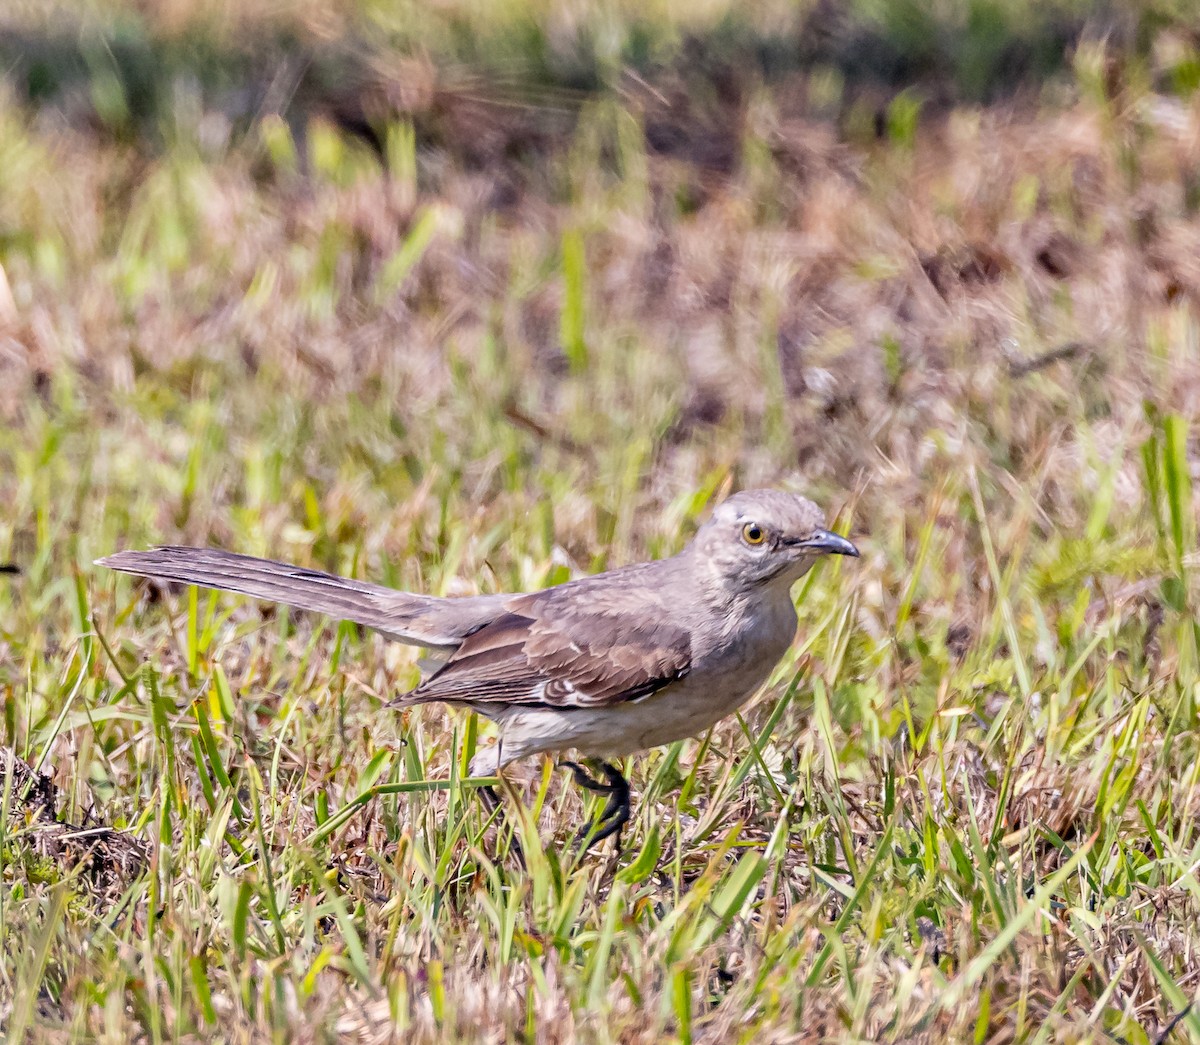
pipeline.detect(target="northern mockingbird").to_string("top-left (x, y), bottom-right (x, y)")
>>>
top-left (98, 489), bottom-right (858, 845)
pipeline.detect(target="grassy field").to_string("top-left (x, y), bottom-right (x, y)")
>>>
top-left (2, 2), bottom-right (1200, 1041)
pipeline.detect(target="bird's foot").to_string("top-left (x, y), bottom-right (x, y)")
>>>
top-left (558, 760), bottom-right (632, 852)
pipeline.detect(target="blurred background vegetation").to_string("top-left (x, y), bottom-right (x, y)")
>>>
top-left (4, 1), bottom-right (1200, 147)
top-left (2, 1), bottom-right (1200, 1042)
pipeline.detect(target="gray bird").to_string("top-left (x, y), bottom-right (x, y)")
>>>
top-left (98, 490), bottom-right (858, 845)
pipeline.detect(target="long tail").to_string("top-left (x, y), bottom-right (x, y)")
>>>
top-left (97, 546), bottom-right (506, 649)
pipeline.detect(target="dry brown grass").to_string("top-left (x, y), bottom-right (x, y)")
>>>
top-left (0, 16), bottom-right (1199, 1042)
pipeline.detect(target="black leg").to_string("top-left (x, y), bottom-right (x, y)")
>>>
top-left (559, 761), bottom-right (632, 852)
top-left (479, 784), bottom-right (502, 817)
top-left (477, 782), bottom-right (524, 866)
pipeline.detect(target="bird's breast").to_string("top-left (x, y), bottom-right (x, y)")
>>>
top-left (480, 592), bottom-right (801, 766)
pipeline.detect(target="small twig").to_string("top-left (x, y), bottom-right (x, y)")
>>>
top-left (1006, 340), bottom-right (1086, 377)
top-left (57, 827), bottom-right (136, 842)
top-left (1154, 1002), bottom-right (1194, 1045)
top-left (91, 612), bottom-right (132, 686)
top-left (501, 398), bottom-right (587, 455)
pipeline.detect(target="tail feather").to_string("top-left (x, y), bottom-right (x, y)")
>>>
top-left (97, 546), bottom-right (501, 649)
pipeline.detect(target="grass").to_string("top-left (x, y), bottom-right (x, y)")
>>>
top-left (1, 4), bottom-right (1200, 1041)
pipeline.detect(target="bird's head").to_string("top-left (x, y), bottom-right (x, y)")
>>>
top-left (692, 489), bottom-right (859, 593)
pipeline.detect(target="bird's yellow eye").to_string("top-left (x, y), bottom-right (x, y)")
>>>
top-left (742, 522), bottom-right (766, 545)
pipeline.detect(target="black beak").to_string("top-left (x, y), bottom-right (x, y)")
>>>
top-left (798, 529), bottom-right (859, 558)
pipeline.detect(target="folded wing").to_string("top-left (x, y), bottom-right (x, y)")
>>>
top-left (408, 594), bottom-right (692, 710)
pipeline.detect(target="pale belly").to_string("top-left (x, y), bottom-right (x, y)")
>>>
top-left (469, 627), bottom-right (794, 774)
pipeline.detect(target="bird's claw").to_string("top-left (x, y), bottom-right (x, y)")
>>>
top-left (558, 760), bottom-right (632, 852)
